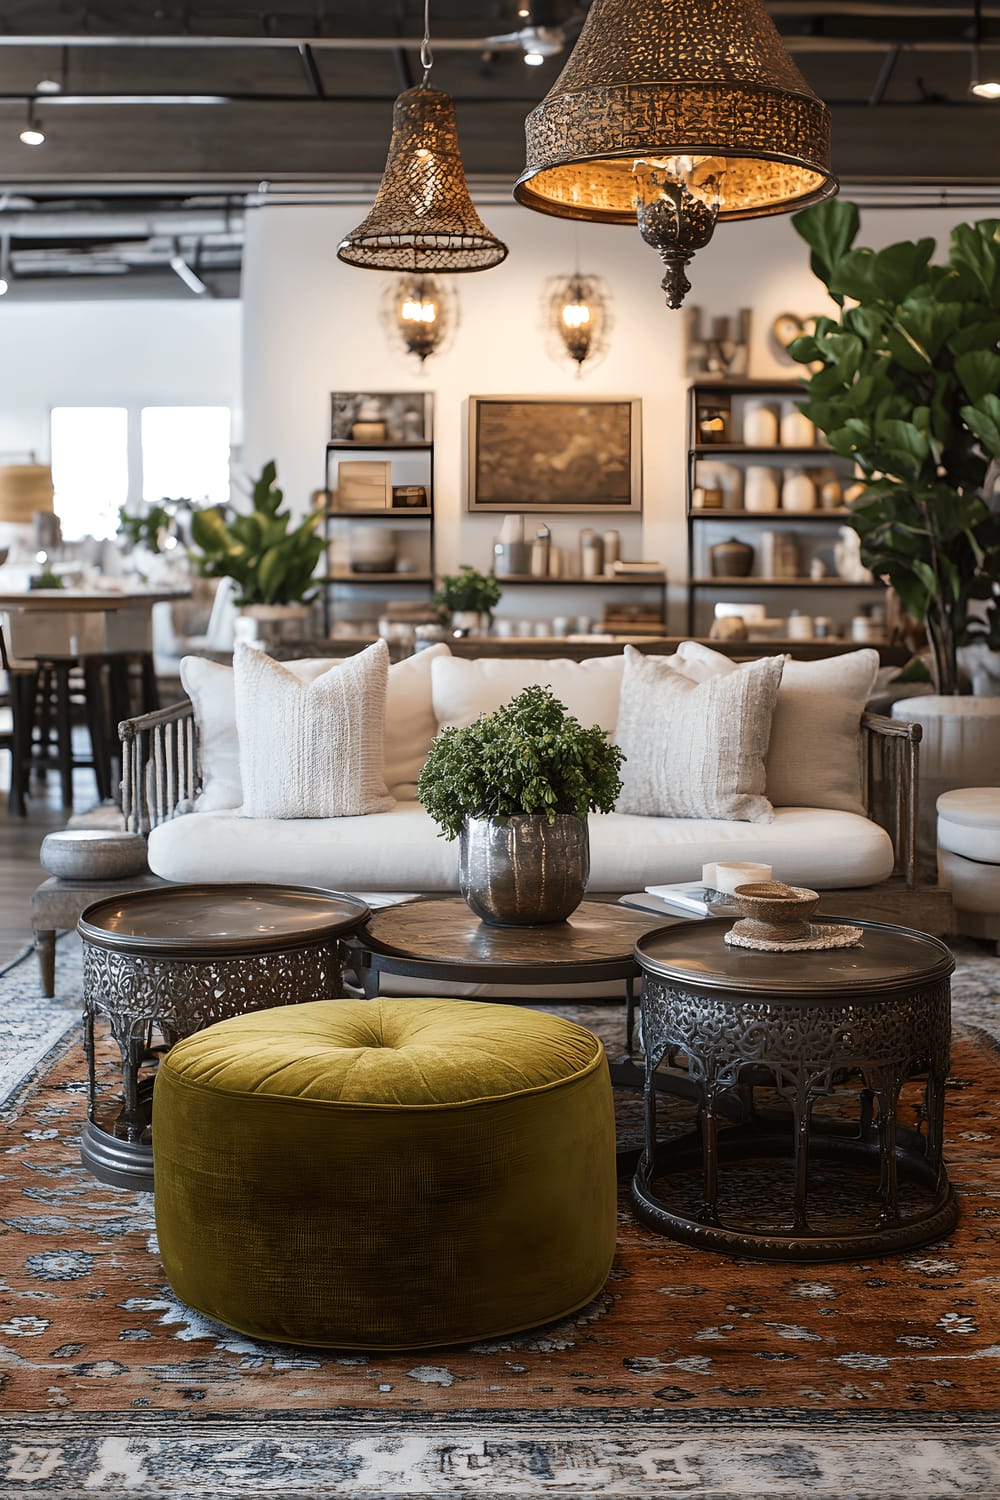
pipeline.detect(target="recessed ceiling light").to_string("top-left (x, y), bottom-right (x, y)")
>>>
top-left (19, 126), bottom-right (45, 146)
top-left (36, 78), bottom-right (62, 95)
top-left (523, 49), bottom-right (545, 66)
top-left (971, 78), bottom-right (1000, 99)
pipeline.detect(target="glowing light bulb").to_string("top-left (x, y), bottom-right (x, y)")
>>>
top-left (401, 297), bottom-right (437, 323)
top-left (19, 126), bottom-right (45, 146)
top-left (562, 301), bottom-right (591, 328)
top-left (35, 550), bottom-right (47, 565)
top-left (414, 147), bottom-right (431, 159)
top-left (523, 49), bottom-right (545, 66)
top-left (972, 78), bottom-right (1000, 98)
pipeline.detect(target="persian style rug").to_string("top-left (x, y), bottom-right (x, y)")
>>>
top-left (1, 937), bottom-right (1000, 1497)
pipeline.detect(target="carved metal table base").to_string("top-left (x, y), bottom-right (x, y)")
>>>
top-left (78, 883), bottom-right (368, 1192)
top-left (632, 920), bottom-right (958, 1260)
top-left (82, 941), bottom-right (347, 1191)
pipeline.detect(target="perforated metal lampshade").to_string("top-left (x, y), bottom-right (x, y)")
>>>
top-left (513, 0), bottom-right (837, 225)
top-left (338, 88), bottom-right (508, 273)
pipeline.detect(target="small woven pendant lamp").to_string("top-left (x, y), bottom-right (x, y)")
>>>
top-left (338, 1), bottom-right (507, 274)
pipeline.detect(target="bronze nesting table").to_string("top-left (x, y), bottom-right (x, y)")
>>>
top-left (79, 882), bottom-right (369, 1191)
top-left (357, 894), bottom-right (669, 1060)
top-left (632, 917), bottom-right (958, 1260)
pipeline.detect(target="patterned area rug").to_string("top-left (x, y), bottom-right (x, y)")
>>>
top-left (1, 937), bottom-right (1000, 1497)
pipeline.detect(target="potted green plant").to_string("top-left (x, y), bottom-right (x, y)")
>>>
top-left (788, 200), bottom-right (1000, 695)
top-left (417, 684), bottom-right (625, 925)
top-left (432, 565), bottom-right (502, 635)
top-left (190, 460), bottom-right (325, 639)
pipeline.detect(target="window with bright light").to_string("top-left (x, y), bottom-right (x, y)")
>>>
top-left (141, 406), bottom-right (231, 507)
top-left (50, 406), bottom-right (129, 541)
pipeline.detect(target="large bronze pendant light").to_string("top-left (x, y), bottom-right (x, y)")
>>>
top-left (514, 0), bottom-right (837, 308)
top-left (338, 1), bottom-right (507, 273)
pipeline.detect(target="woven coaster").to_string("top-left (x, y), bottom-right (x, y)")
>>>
top-left (724, 921), bottom-right (864, 953)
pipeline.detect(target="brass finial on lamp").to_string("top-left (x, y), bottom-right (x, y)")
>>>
top-left (514, 0), bottom-right (837, 308)
top-left (338, 1), bottom-right (507, 274)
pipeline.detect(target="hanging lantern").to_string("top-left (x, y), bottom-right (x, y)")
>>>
top-left (545, 273), bottom-right (611, 371)
top-left (382, 273), bottom-right (457, 363)
top-left (339, 2), bottom-right (507, 275)
top-left (514, 0), bottom-right (837, 308)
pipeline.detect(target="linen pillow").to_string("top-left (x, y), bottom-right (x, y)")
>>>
top-left (614, 645), bottom-right (783, 823)
top-left (180, 641), bottom-right (450, 809)
top-left (676, 641), bottom-right (879, 815)
top-left (234, 639), bottom-right (394, 819)
top-left (431, 654), bottom-right (628, 735)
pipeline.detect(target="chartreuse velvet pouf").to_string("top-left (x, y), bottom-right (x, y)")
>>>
top-left (152, 997), bottom-right (617, 1349)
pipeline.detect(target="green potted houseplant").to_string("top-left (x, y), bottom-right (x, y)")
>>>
top-left (788, 200), bottom-right (1000, 695)
top-left (190, 460), bottom-right (325, 643)
top-left (417, 684), bottom-right (625, 925)
top-left (432, 564), bottom-right (502, 635)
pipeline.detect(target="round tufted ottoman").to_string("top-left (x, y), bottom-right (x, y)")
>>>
top-left (152, 997), bottom-right (617, 1349)
top-left (937, 787), bottom-right (1000, 953)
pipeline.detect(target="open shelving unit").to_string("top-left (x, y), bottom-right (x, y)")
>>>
top-left (685, 379), bottom-right (887, 640)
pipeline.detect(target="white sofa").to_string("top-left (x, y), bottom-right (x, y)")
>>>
top-left (125, 642), bottom-right (915, 898)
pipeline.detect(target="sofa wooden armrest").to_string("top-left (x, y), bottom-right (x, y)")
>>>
top-left (860, 710), bottom-right (920, 888)
top-left (120, 698), bottom-right (198, 834)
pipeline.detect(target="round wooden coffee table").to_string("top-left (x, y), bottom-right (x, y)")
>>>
top-left (632, 917), bottom-right (957, 1260)
top-left (358, 895), bottom-right (669, 1064)
top-left (79, 883), bottom-right (369, 1191)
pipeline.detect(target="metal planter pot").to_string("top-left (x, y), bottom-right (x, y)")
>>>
top-left (459, 813), bottom-right (590, 926)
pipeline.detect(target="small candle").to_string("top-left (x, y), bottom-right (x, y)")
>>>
top-left (703, 860), bottom-right (773, 895)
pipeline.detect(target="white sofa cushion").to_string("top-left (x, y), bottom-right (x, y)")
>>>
top-left (615, 646), bottom-right (783, 823)
top-left (148, 802), bottom-right (893, 891)
top-left (234, 640), bottom-right (394, 819)
top-left (431, 653), bottom-right (627, 734)
top-left (179, 640), bottom-right (451, 809)
top-left (677, 641), bottom-right (879, 815)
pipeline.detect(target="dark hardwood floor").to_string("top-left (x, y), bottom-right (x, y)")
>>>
top-left (0, 747), bottom-right (107, 968)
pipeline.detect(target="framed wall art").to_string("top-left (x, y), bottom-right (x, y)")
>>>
top-left (330, 391), bottom-right (433, 444)
top-left (467, 395), bottom-right (641, 512)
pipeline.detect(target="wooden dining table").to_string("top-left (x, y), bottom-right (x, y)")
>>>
top-left (0, 585), bottom-right (190, 814)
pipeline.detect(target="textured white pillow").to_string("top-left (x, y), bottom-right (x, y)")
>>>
top-left (431, 654), bottom-right (627, 735)
top-left (234, 640), bottom-right (394, 819)
top-left (179, 656), bottom-right (241, 812)
top-left (383, 641), bottom-right (451, 797)
top-left (615, 645), bottom-right (783, 823)
top-left (181, 641), bottom-right (450, 808)
top-left (677, 642), bottom-right (879, 814)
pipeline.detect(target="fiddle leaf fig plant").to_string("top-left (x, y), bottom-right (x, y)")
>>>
top-left (789, 199), bottom-right (1000, 695)
top-left (190, 460), bottom-right (325, 607)
top-left (417, 684), bottom-right (625, 840)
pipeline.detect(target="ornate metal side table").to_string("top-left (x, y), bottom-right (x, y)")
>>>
top-left (79, 883), bottom-right (369, 1191)
top-left (632, 918), bottom-right (957, 1260)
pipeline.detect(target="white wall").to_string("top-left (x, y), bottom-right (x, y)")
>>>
top-left (242, 199), bottom-right (985, 630)
top-left (0, 299), bottom-right (242, 504)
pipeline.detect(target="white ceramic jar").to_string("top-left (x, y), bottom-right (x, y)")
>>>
top-left (780, 402), bottom-right (815, 447)
top-left (781, 468), bottom-right (817, 512)
top-left (744, 466), bottom-right (780, 512)
top-left (743, 400), bottom-right (779, 446)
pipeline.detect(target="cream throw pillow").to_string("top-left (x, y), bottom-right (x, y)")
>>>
top-left (234, 640), bottom-right (394, 818)
top-left (615, 645), bottom-right (783, 823)
top-left (431, 654), bottom-right (627, 736)
top-left (677, 641), bottom-right (879, 815)
top-left (181, 641), bottom-right (450, 809)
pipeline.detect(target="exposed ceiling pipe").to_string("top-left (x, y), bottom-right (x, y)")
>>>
top-left (0, 209), bottom-right (244, 238)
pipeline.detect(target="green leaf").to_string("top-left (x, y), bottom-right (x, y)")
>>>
top-left (866, 238), bottom-right (936, 302)
top-left (961, 393), bottom-right (1000, 456)
top-left (955, 350), bottom-right (1000, 404)
top-left (950, 220), bottom-right (1000, 304)
top-left (792, 199), bottom-right (860, 302)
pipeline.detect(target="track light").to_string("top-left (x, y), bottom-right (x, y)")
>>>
top-left (970, 0), bottom-right (1000, 97)
top-left (19, 102), bottom-right (44, 147)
